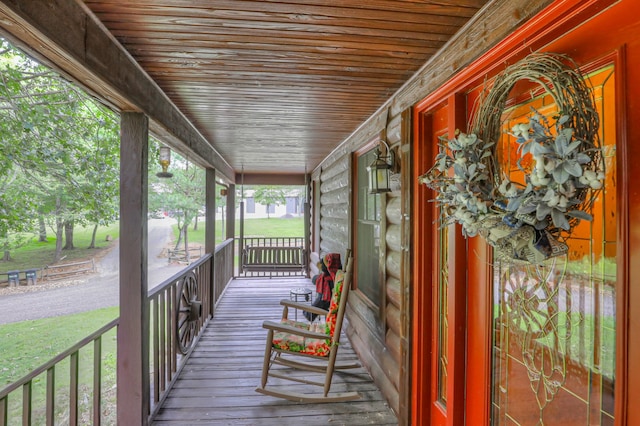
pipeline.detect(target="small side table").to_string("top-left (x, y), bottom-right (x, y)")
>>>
top-left (289, 287), bottom-right (312, 321)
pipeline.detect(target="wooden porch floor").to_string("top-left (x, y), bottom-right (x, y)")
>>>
top-left (151, 277), bottom-right (398, 425)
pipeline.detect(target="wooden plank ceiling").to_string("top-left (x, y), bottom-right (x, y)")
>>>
top-left (81, 0), bottom-right (489, 177)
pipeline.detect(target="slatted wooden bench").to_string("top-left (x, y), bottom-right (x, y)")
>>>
top-left (242, 245), bottom-right (305, 277)
top-left (42, 259), bottom-right (95, 281)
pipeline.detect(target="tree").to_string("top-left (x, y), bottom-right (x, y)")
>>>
top-left (0, 39), bottom-right (120, 262)
top-left (253, 185), bottom-right (286, 219)
top-left (0, 172), bottom-right (36, 260)
top-left (149, 145), bottom-right (205, 262)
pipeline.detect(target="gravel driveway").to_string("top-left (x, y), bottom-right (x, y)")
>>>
top-left (0, 219), bottom-right (187, 324)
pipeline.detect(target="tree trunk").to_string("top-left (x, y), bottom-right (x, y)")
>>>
top-left (184, 219), bottom-right (190, 263)
top-left (38, 214), bottom-right (47, 242)
top-left (88, 224), bottom-right (98, 249)
top-left (193, 214), bottom-right (198, 231)
top-left (54, 198), bottom-right (64, 262)
top-left (63, 219), bottom-right (75, 250)
top-left (3, 250), bottom-right (10, 261)
top-left (174, 223), bottom-right (184, 250)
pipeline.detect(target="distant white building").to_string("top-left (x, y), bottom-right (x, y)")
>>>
top-left (214, 187), bottom-right (304, 220)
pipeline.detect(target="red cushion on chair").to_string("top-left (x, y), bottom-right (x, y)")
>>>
top-left (324, 269), bottom-right (344, 337)
top-left (272, 319), bottom-right (330, 356)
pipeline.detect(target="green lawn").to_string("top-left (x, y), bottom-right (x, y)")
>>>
top-left (2, 217), bottom-right (302, 274)
top-left (177, 217), bottom-right (304, 245)
top-left (0, 307), bottom-right (118, 386)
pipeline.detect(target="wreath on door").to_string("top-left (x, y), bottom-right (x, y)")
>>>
top-left (419, 52), bottom-right (605, 264)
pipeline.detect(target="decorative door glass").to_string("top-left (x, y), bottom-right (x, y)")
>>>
top-left (490, 65), bottom-right (616, 425)
top-left (437, 225), bottom-right (449, 405)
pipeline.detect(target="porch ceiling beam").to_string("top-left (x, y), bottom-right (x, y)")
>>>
top-left (236, 173), bottom-right (307, 186)
top-left (0, 0), bottom-right (235, 182)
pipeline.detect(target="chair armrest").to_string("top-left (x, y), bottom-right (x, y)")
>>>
top-left (262, 320), bottom-right (329, 340)
top-left (279, 299), bottom-right (328, 316)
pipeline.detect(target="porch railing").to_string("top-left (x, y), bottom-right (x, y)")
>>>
top-left (0, 319), bottom-right (119, 425)
top-left (148, 237), bottom-right (234, 420)
top-left (0, 238), bottom-right (235, 426)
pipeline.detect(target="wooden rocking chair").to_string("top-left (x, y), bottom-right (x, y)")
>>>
top-left (255, 254), bottom-right (361, 402)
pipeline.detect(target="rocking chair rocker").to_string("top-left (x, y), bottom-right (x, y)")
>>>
top-left (255, 254), bottom-right (360, 403)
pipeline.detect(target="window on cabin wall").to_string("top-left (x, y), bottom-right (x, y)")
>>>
top-left (286, 197), bottom-right (298, 214)
top-left (355, 148), bottom-right (382, 307)
top-left (489, 64), bottom-right (616, 426)
top-left (246, 197), bottom-right (255, 214)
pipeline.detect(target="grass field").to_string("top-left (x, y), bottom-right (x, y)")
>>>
top-left (2, 217), bottom-right (304, 274)
top-left (176, 216), bottom-right (304, 245)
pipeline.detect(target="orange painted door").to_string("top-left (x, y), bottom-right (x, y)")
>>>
top-left (485, 64), bottom-right (617, 425)
top-left (413, 98), bottom-right (468, 426)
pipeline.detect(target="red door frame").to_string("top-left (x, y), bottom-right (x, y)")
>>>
top-left (410, 0), bottom-right (631, 424)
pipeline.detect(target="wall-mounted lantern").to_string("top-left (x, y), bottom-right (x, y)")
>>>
top-left (367, 140), bottom-right (397, 194)
top-left (156, 146), bottom-right (173, 178)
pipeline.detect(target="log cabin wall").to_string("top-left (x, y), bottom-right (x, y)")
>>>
top-left (311, 107), bottom-right (411, 421)
top-left (318, 153), bottom-right (351, 257)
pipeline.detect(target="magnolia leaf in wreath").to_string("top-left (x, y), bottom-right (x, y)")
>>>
top-left (575, 153), bottom-right (591, 164)
top-left (567, 210), bottom-right (594, 221)
top-left (517, 201), bottom-right (537, 215)
top-left (531, 118), bottom-right (547, 138)
top-left (453, 163), bottom-right (466, 178)
top-left (563, 161), bottom-right (583, 177)
top-left (558, 115), bottom-right (571, 125)
top-left (565, 140), bottom-right (582, 156)
top-left (551, 208), bottom-right (571, 230)
top-left (537, 203), bottom-right (553, 221)
top-left (552, 167), bottom-right (571, 184)
top-left (530, 142), bottom-right (549, 156)
top-left (534, 219), bottom-right (549, 230)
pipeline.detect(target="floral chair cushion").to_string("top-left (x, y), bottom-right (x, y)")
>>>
top-left (272, 269), bottom-right (346, 357)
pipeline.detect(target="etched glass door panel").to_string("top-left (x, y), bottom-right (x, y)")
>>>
top-left (490, 65), bottom-right (616, 425)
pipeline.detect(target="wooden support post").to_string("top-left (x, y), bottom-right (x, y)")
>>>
top-left (117, 112), bottom-right (150, 425)
top-left (205, 168), bottom-right (216, 314)
top-left (227, 184), bottom-right (236, 276)
top-left (226, 184), bottom-right (236, 240)
top-left (205, 168), bottom-right (216, 254)
top-left (304, 174), bottom-right (311, 277)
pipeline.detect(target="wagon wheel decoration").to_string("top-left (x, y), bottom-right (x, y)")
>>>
top-left (175, 272), bottom-right (202, 354)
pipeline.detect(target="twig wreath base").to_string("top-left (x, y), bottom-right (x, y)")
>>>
top-left (419, 52), bottom-right (605, 264)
